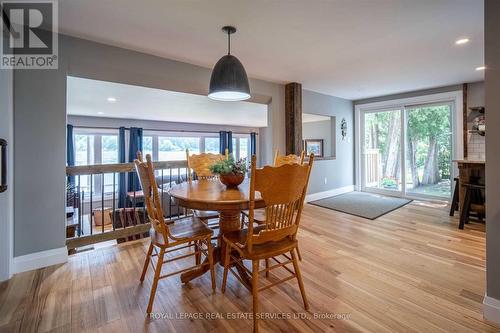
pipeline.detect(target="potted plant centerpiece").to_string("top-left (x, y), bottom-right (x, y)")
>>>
top-left (209, 156), bottom-right (247, 188)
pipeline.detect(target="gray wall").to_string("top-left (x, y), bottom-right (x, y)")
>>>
top-left (0, 34), bottom-right (14, 280)
top-left (13, 34), bottom-right (285, 257)
top-left (485, 0), bottom-right (500, 303)
top-left (303, 90), bottom-right (354, 194)
top-left (14, 58), bottom-right (68, 256)
top-left (303, 119), bottom-right (334, 158)
top-left (467, 81), bottom-right (485, 107)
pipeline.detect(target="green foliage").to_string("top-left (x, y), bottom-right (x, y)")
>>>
top-left (209, 156), bottom-right (247, 175)
top-left (407, 105), bottom-right (451, 181)
top-left (382, 178), bottom-right (398, 188)
top-left (365, 105), bottom-right (452, 186)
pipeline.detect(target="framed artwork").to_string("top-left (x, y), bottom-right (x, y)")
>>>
top-left (303, 139), bottom-right (324, 157)
top-left (0, 138), bottom-right (7, 193)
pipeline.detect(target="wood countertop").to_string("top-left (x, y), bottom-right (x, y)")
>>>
top-left (453, 159), bottom-right (485, 164)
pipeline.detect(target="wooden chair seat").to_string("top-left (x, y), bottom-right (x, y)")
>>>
top-left (221, 154), bottom-right (314, 333)
top-left (150, 216), bottom-right (213, 246)
top-left (134, 152), bottom-right (216, 315)
top-left (223, 227), bottom-right (297, 260)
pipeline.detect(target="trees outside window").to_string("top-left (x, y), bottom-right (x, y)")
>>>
top-left (363, 103), bottom-right (452, 198)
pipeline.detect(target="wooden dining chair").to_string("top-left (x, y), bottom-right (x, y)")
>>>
top-left (222, 154), bottom-right (314, 333)
top-left (274, 148), bottom-right (305, 166)
top-left (135, 152), bottom-right (216, 314)
top-left (242, 149), bottom-right (307, 260)
top-left (186, 149), bottom-right (226, 225)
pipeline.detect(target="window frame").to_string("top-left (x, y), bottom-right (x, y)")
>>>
top-left (73, 128), bottom-right (119, 197)
top-left (142, 131), bottom-right (252, 161)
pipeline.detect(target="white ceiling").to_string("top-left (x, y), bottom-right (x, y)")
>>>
top-left (59, 0), bottom-right (484, 100)
top-left (67, 77), bottom-right (268, 127)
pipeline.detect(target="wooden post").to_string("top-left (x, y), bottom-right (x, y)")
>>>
top-left (285, 82), bottom-right (303, 155)
top-left (463, 83), bottom-right (468, 159)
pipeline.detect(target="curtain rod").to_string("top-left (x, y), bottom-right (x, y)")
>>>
top-left (71, 125), bottom-right (259, 135)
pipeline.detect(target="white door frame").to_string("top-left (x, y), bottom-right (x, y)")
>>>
top-left (0, 64), bottom-right (14, 281)
top-left (355, 90), bottom-right (463, 200)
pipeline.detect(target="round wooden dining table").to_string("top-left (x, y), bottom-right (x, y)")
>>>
top-left (168, 178), bottom-right (264, 287)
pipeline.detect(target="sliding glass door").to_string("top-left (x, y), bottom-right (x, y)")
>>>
top-left (362, 109), bottom-right (403, 194)
top-left (361, 103), bottom-right (453, 199)
top-left (405, 103), bottom-right (452, 198)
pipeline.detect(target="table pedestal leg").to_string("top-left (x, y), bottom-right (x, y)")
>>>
top-left (180, 209), bottom-right (253, 290)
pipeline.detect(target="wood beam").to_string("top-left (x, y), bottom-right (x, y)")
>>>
top-left (463, 83), bottom-right (468, 158)
top-left (285, 82), bottom-right (303, 155)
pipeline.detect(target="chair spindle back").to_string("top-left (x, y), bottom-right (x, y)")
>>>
top-left (247, 153), bottom-right (314, 253)
top-left (134, 152), bottom-right (170, 244)
top-left (274, 149), bottom-right (306, 167)
top-left (186, 149), bottom-right (226, 181)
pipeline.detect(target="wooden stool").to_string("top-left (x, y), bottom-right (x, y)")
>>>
top-left (449, 177), bottom-right (459, 216)
top-left (459, 183), bottom-right (485, 229)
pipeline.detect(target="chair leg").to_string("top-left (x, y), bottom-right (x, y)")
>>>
top-left (140, 242), bottom-right (154, 282)
top-left (265, 259), bottom-right (270, 278)
top-left (221, 243), bottom-right (231, 294)
top-left (296, 245), bottom-right (303, 261)
top-left (291, 248), bottom-right (309, 311)
top-left (252, 260), bottom-right (260, 333)
top-left (207, 239), bottom-right (216, 293)
top-left (459, 188), bottom-right (471, 230)
top-left (194, 241), bottom-right (201, 265)
top-left (146, 247), bottom-right (165, 314)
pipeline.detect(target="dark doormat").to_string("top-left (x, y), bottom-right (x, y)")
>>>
top-left (309, 191), bottom-right (412, 220)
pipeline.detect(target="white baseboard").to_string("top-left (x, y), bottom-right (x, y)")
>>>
top-left (484, 295), bottom-right (500, 326)
top-left (13, 247), bottom-right (68, 274)
top-left (305, 185), bottom-right (354, 203)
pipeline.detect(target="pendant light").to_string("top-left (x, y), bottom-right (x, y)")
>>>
top-left (208, 26), bottom-right (250, 101)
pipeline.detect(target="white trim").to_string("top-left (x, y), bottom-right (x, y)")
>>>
top-left (13, 247), bottom-right (68, 274)
top-left (305, 185), bottom-right (354, 202)
top-left (484, 295), bottom-right (500, 325)
top-left (354, 90), bottom-right (463, 199)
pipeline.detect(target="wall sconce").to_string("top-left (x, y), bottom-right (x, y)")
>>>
top-left (341, 118), bottom-right (347, 140)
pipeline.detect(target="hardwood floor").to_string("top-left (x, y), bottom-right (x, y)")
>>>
top-left (1, 201), bottom-right (498, 333)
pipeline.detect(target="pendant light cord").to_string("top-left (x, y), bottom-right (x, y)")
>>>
top-left (227, 29), bottom-right (231, 55)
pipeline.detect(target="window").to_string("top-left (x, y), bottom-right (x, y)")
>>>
top-left (101, 136), bottom-right (118, 164)
top-left (159, 136), bottom-right (200, 161)
top-left (73, 131), bottom-right (119, 196)
top-left (75, 134), bottom-right (94, 166)
top-left (72, 129), bottom-right (255, 197)
top-left (143, 136), bottom-right (153, 159)
top-left (204, 137), bottom-right (220, 154)
top-left (232, 138), bottom-right (237, 157)
top-left (239, 137), bottom-right (249, 160)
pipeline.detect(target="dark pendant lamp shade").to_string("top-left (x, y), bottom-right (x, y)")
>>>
top-left (208, 26), bottom-right (250, 101)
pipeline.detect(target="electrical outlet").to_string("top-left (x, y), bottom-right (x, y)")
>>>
top-left (324, 177), bottom-right (328, 185)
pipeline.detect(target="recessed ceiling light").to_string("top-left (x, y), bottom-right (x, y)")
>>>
top-left (97, 111), bottom-right (104, 115)
top-left (455, 38), bottom-right (469, 45)
top-left (107, 97), bottom-right (117, 102)
top-left (476, 66), bottom-right (486, 71)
